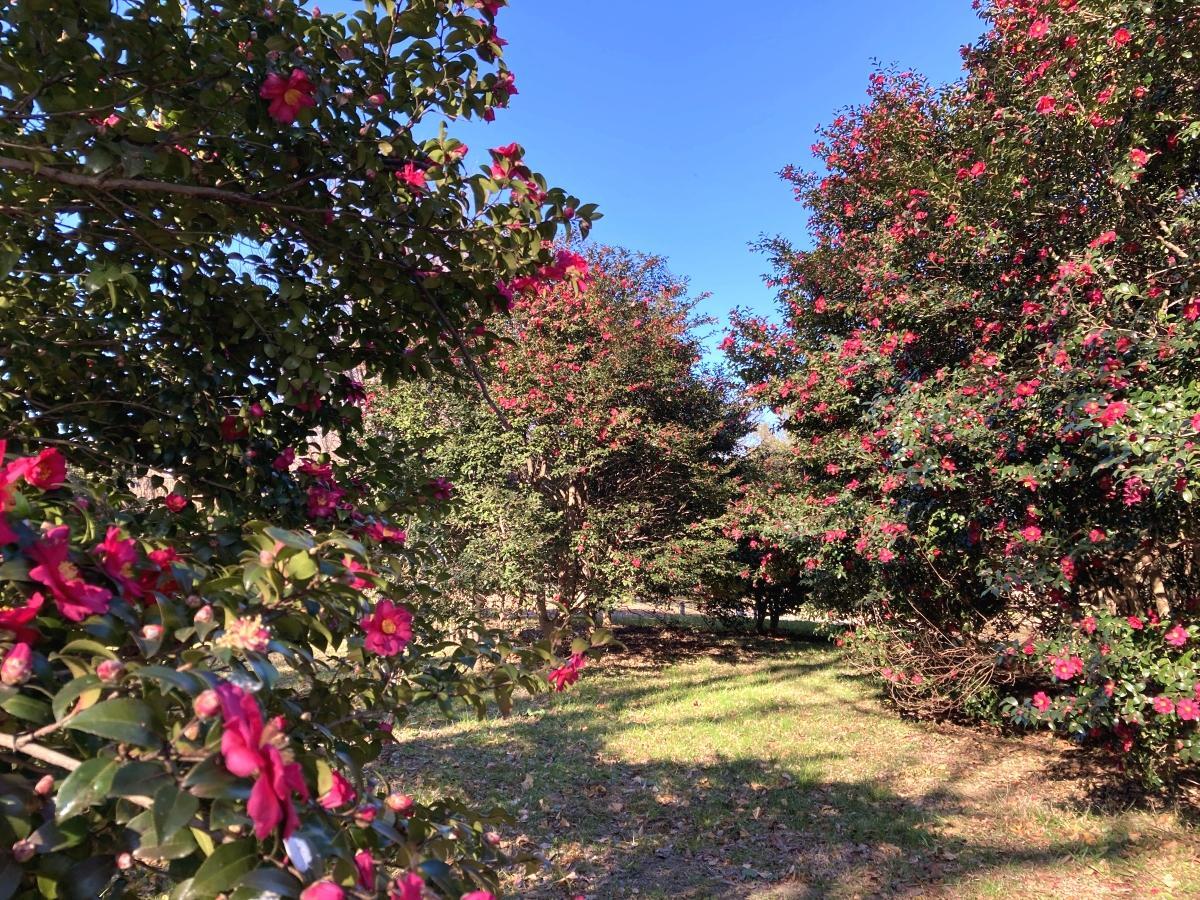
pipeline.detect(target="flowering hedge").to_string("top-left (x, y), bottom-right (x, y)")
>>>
top-left (0, 0), bottom-right (604, 894)
top-left (724, 0), bottom-right (1200, 779)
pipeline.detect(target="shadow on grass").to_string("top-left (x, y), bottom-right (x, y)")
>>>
top-left (382, 626), bottom-right (1188, 898)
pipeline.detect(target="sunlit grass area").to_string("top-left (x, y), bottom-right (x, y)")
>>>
top-left (380, 627), bottom-right (1200, 898)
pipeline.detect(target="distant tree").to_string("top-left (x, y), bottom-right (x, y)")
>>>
top-left (374, 246), bottom-right (748, 637)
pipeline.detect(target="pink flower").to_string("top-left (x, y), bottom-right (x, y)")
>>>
top-left (1079, 616), bottom-right (1097, 635)
top-left (0, 593), bottom-right (44, 644)
top-left (391, 872), bottom-right (425, 900)
top-left (306, 483), bottom-right (345, 519)
top-left (29, 525), bottom-right (112, 621)
top-left (361, 600), bottom-right (414, 656)
top-left (216, 615), bottom-right (271, 653)
top-left (1176, 699), bottom-right (1199, 721)
top-left (1129, 148), bottom-right (1149, 168)
top-left (259, 69), bottom-right (317, 124)
top-left (1111, 27), bottom-right (1131, 47)
top-left (1088, 528), bottom-right (1106, 543)
top-left (429, 477), bottom-right (454, 501)
top-left (1050, 655), bottom-right (1083, 681)
top-left (216, 684), bottom-right (309, 839)
top-left (273, 447), bottom-right (296, 471)
top-left (1191, 413), bottom-right (1200, 433)
top-left (7, 449), bottom-right (67, 490)
top-left (194, 689), bottom-right (221, 718)
top-left (94, 526), bottom-right (143, 599)
top-left (548, 653), bottom-right (587, 692)
top-left (1165, 625), bottom-right (1189, 648)
top-left (299, 883), bottom-right (344, 900)
top-left (354, 850), bottom-right (375, 889)
top-left (1095, 400), bottom-right (1128, 427)
top-left (364, 522), bottom-right (406, 544)
top-left (164, 493), bottom-right (189, 513)
top-left (1028, 18), bottom-right (1049, 39)
top-left (1, 642), bottom-right (33, 685)
top-left (1127, 615), bottom-right (1144, 630)
top-left (1035, 95), bottom-right (1056, 114)
top-left (877, 547), bottom-right (895, 563)
top-left (1152, 695), bottom-right (1175, 715)
top-left (1032, 691), bottom-right (1051, 712)
top-left (319, 770), bottom-right (357, 810)
top-left (1021, 525), bottom-right (1042, 542)
top-left (397, 162), bottom-right (427, 191)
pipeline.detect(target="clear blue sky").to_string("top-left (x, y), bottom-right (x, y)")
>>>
top-left (337, 1), bottom-right (985, 347)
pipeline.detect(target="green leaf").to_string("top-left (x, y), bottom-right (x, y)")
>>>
top-left (283, 551), bottom-right (317, 581)
top-left (128, 809), bottom-right (199, 862)
top-left (65, 698), bottom-right (158, 747)
top-left (0, 692), bottom-right (51, 723)
top-left (233, 869), bottom-right (302, 898)
top-left (53, 674), bottom-right (103, 721)
top-left (153, 782), bottom-right (199, 844)
top-left (184, 838), bottom-right (258, 898)
top-left (55, 755), bottom-right (118, 821)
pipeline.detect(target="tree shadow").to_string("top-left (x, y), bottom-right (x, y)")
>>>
top-left (381, 626), bottom-right (1196, 898)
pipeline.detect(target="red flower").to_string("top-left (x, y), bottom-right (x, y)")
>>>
top-left (429, 477), bottom-right (454, 501)
top-left (260, 69), bottom-right (317, 124)
top-left (219, 415), bottom-right (247, 441)
top-left (299, 883), bottom-right (344, 900)
top-left (164, 493), bottom-right (189, 513)
top-left (1028, 18), bottom-right (1049, 39)
top-left (1110, 27), bottom-right (1131, 47)
top-left (1129, 147), bottom-right (1149, 168)
top-left (397, 162), bottom-right (427, 191)
top-left (1035, 95), bottom-right (1056, 114)
top-left (361, 600), bottom-right (413, 656)
top-left (0, 593), bottom-right (44, 644)
top-left (94, 526), bottom-right (143, 600)
top-left (364, 522), bottom-right (406, 544)
top-left (29, 526), bottom-right (112, 622)
top-left (1127, 615), bottom-right (1143, 630)
top-left (354, 850), bottom-right (375, 889)
top-left (1095, 400), bottom-right (1128, 427)
top-left (318, 770), bottom-right (356, 810)
top-left (7, 448), bottom-right (67, 491)
top-left (548, 652), bottom-right (587, 692)
top-left (273, 447), bottom-right (296, 471)
top-left (391, 873), bottom-right (425, 900)
top-left (216, 684), bottom-right (309, 840)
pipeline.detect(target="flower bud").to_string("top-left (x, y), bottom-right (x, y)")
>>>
top-left (185, 594), bottom-right (204, 609)
top-left (1, 643), bottom-right (33, 686)
top-left (141, 624), bottom-right (163, 641)
top-left (34, 775), bottom-right (54, 796)
top-left (96, 659), bottom-right (125, 683)
top-left (182, 721), bottom-right (200, 741)
top-left (11, 839), bottom-right (34, 863)
top-left (193, 689), bottom-right (221, 719)
top-left (116, 851), bottom-right (133, 870)
top-left (194, 605), bottom-right (214, 624)
top-left (485, 830), bottom-right (501, 846)
top-left (385, 793), bottom-right (413, 814)
top-left (258, 549), bottom-right (276, 567)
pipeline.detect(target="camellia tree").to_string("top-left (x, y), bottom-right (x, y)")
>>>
top-left (0, 0), bottom-right (605, 896)
top-left (725, 0), bottom-right (1200, 778)
top-left (372, 246), bottom-right (747, 638)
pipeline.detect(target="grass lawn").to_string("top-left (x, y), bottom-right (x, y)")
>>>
top-left (380, 626), bottom-right (1200, 898)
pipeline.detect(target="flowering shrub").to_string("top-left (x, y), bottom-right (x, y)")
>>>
top-left (723, 0), bottom-right (1200, 779)
top-left (0, 0), bottom-right (603, 894)
top-left (371, 247), bottom-right (746, 637)
top-left (0, 442), bottom-right (607, 895)
top-left (1002, 608), bottom-right (1200, 785)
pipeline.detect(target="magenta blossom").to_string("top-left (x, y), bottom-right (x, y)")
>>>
top-left (548, 653), bottom-right (587, 692)
top-left (260, 69), bottom-right (317, 124)
top-left (216, 684), bottom-right (309, 839)
top-left (94, 526), bottom-right (143, 599)
top-left (318, 770), bottom-right (357, 810)
top-left (361, 601), bottom-right (413, 656)
top-left (29, 525), bottom-right (112, 621)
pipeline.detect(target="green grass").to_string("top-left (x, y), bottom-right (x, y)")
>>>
top-left (381, 627), bottom-right (1200, 898)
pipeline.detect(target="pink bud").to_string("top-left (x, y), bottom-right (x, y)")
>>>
top-left (96, 659), bottom-right (125, 683)
top-left (385, 792), bottom-right (413, 813)
top-left (115, 851), bottom-right (133, 870)
top-left (367, 92), bottom-right (387, 106)
top-left (485, 830), bottom-right (501, 846)
top-left (249, 402), bottom-right (265, 419)
top-left (194, 605), bottom-right (214, 624)
top-left (11, 839), bottom-right (34, 863)
top-left (193, 689), bottom-right (220, 719)
top-left (258, 549), bottom-right (276, 566)
top-left (563, 206), bottom-right (575, 219)
top-left (1, 643), bottom-right (33, 686)
top-left (141, 624), bottom-right (163, 641)
top-left (34, 775), bottom-right (54, 796)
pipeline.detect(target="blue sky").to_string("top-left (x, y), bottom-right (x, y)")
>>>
top-left (338, 1), bottom-right (985, 346)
